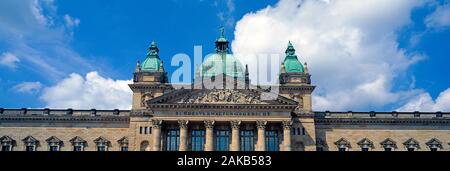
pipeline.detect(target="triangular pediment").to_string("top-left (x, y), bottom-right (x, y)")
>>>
top-left (147, 88), bottom-right (298, 105)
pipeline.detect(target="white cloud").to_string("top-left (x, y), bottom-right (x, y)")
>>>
top-left (0, 52), bottom-right (20, 69)
top-left (232, 0), bottom-right (428, 111)
top-left (0, 0), bottom-right (93, 81)
top-left (425, 4), bottom-right (450, 29)
top-left (64, 14), bottom-right (80, 29)
top-left (40, 72), bottom-right (133, 110)
top-left (13, 81), bottom-right (42, 93)
top-left (397, 88), bottom-right (450, 112)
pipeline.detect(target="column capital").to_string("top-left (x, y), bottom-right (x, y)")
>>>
top-left (178, 120), bottom-right (189, 129)
top-left (151, 119), bottom-right (163, 128)
top-left (230, 120), bottom-right (241, 129)
top-left (204, 120), bottom-right (215, 129)
top-left (282, 120), bottom-right (293, 130)
top-left (256, 120), bottom-right (267, 129)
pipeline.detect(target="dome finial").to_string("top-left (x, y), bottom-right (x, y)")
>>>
top-left (147, 41), bottom-right (159, 57)
top-left (220, 26), bottom-right (225, 38)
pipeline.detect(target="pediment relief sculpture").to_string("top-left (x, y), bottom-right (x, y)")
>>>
top-left (177, 89), bottom-right (266, 104)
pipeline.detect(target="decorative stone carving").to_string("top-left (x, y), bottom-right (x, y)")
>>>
top-left (403, 138), bottom-right (420, 149)
top-left (117, 137), bottom-right (129, 146)
top-left (425, 138), bottom-right (443, 149)
top-left (142, 92), bottom-right (154, 107)
top-left (178, 120), bottom-right (189, 129)
top-left (0, 136), bottom-right (15, 150)
top-left (204, 120), bottom-right (215, 129)
top-left (46, 136), bottom-right (63, 146)
top-left (281, 120), bottom-right (293, 130)
top-left (334, 138), bottom-right (351, 148)
top-left (151, 119), bottom-right (162, 129)
top-left (178, 89), bottom-right (266, 104)
top-left (256, 120), bottom-right (267, 129)
top-left (230, 120), bottom-right (241, 129)
top-left (380, 138), bottom-right (397, 149)
top-left (70, 136), bottom-right (87, 146)
top-left (94, 136), bottom-right (111, 146)
top-left (357, 138), bottom-right (374, 148)
top-left (22, 136), bottom-right (39, 146)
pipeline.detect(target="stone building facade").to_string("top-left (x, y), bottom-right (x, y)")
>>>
top-left (1, 32), bottom-right (449, 151)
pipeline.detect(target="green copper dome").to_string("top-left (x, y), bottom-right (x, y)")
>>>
top-left (283, 41), bottom-right (304, 73)
top-left (199, 53), bottom-right (245, 78)
top-left (199, 27), bottom-right (245, 78)
top-left (140, 41), bottom-right (162, 72)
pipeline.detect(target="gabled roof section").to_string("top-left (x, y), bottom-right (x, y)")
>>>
top-left (146, 88), bottom-right (298, 106)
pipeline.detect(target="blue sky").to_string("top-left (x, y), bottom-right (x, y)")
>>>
top-left (1, 0), bottom-right (450, 111)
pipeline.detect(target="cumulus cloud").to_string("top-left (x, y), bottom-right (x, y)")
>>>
top-left (13, 81), bottom-right (42, 93)
top-left (425, 4), bottom-right (450, 29)
top-left (232, 0), bottom-right (427, 111)
top-left (40, 72), bottom-right (133, 109)
top-left (397, 88), bottom-right (450, 112)
top-left (0, 52), bottom-right (20, 69)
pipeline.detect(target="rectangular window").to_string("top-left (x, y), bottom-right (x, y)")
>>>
top-left (144, 127), bottom-right (148, 134)
top-left (316, 147), bottom-right (324, 151)
top-left (166, 129), bottom-right (180, 151)
top-left (2, 146), bottom-right (11, 151)
top-left (297, 128), bottom-right (301, 135)
top-left (265, 130), bottom-right (279, 151)
top-left (361, 148), bottom-right (369, 151)
top-left (302, 128), bottom-right (306, 135)
top-left (26, 146), bottom-right (34, 151)
top-left (240, 130), bottom-right (255, 151)
top-left (139, 127), bottom-right (143, 134)
top-left (338, 148), bottom-right (346, 151)
top-left (215, 130), bottom-right (230, 151)
top-left (191, 129), bottom-right (205, 151)
top-left (73, 146), bottom-right (83, 151)
top-left (430, 148), bottom-right (438, 151)
top-left (407, 148), bottom-right (415, 151)
top-left (121, 146), bottom-right (128, 151)
top-left (97, 146), bottom-right (106, 151)
top-left (291, 128), bottom-right (295, 135)
top-left (384, 148), bottom-right (392, 151)
top-left (149, 127), bottom-right (152, 134)
top-left (49, 146), bottom-right (59, 151)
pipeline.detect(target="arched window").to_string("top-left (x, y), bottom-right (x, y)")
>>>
top-left (70, 136), bottom-right (87, 151)
top-left (22, 136), bottom-right (39, 151)
top-left (46, 136), bottom-right (63, 151)
top-left (140, 141), bottom-right (149, 151)
top-left (0, 136), bottom-right (15, 151)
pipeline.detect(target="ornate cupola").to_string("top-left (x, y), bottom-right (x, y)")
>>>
top-left (215, 27), bottom-right (230, 54)
top-left (130, 41), bottom-right (171, 110)
top-left (197, 27), bottom-right (248, 89)
top-left (278, 41), bottom-right (315, 113)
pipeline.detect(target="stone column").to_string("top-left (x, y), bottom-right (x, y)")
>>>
top-left (204, 120), bottom-right (215, 151)
top-left (151, 120), bottom-right (162, 151)
top-left (230, 120), bottom-right (241, 151)
top-left (178, 120), bottom-right (189, 151)
top-left (256, 120), bottom-right (267, 151)
top-left (282, 120), bottom-right (293, 151)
